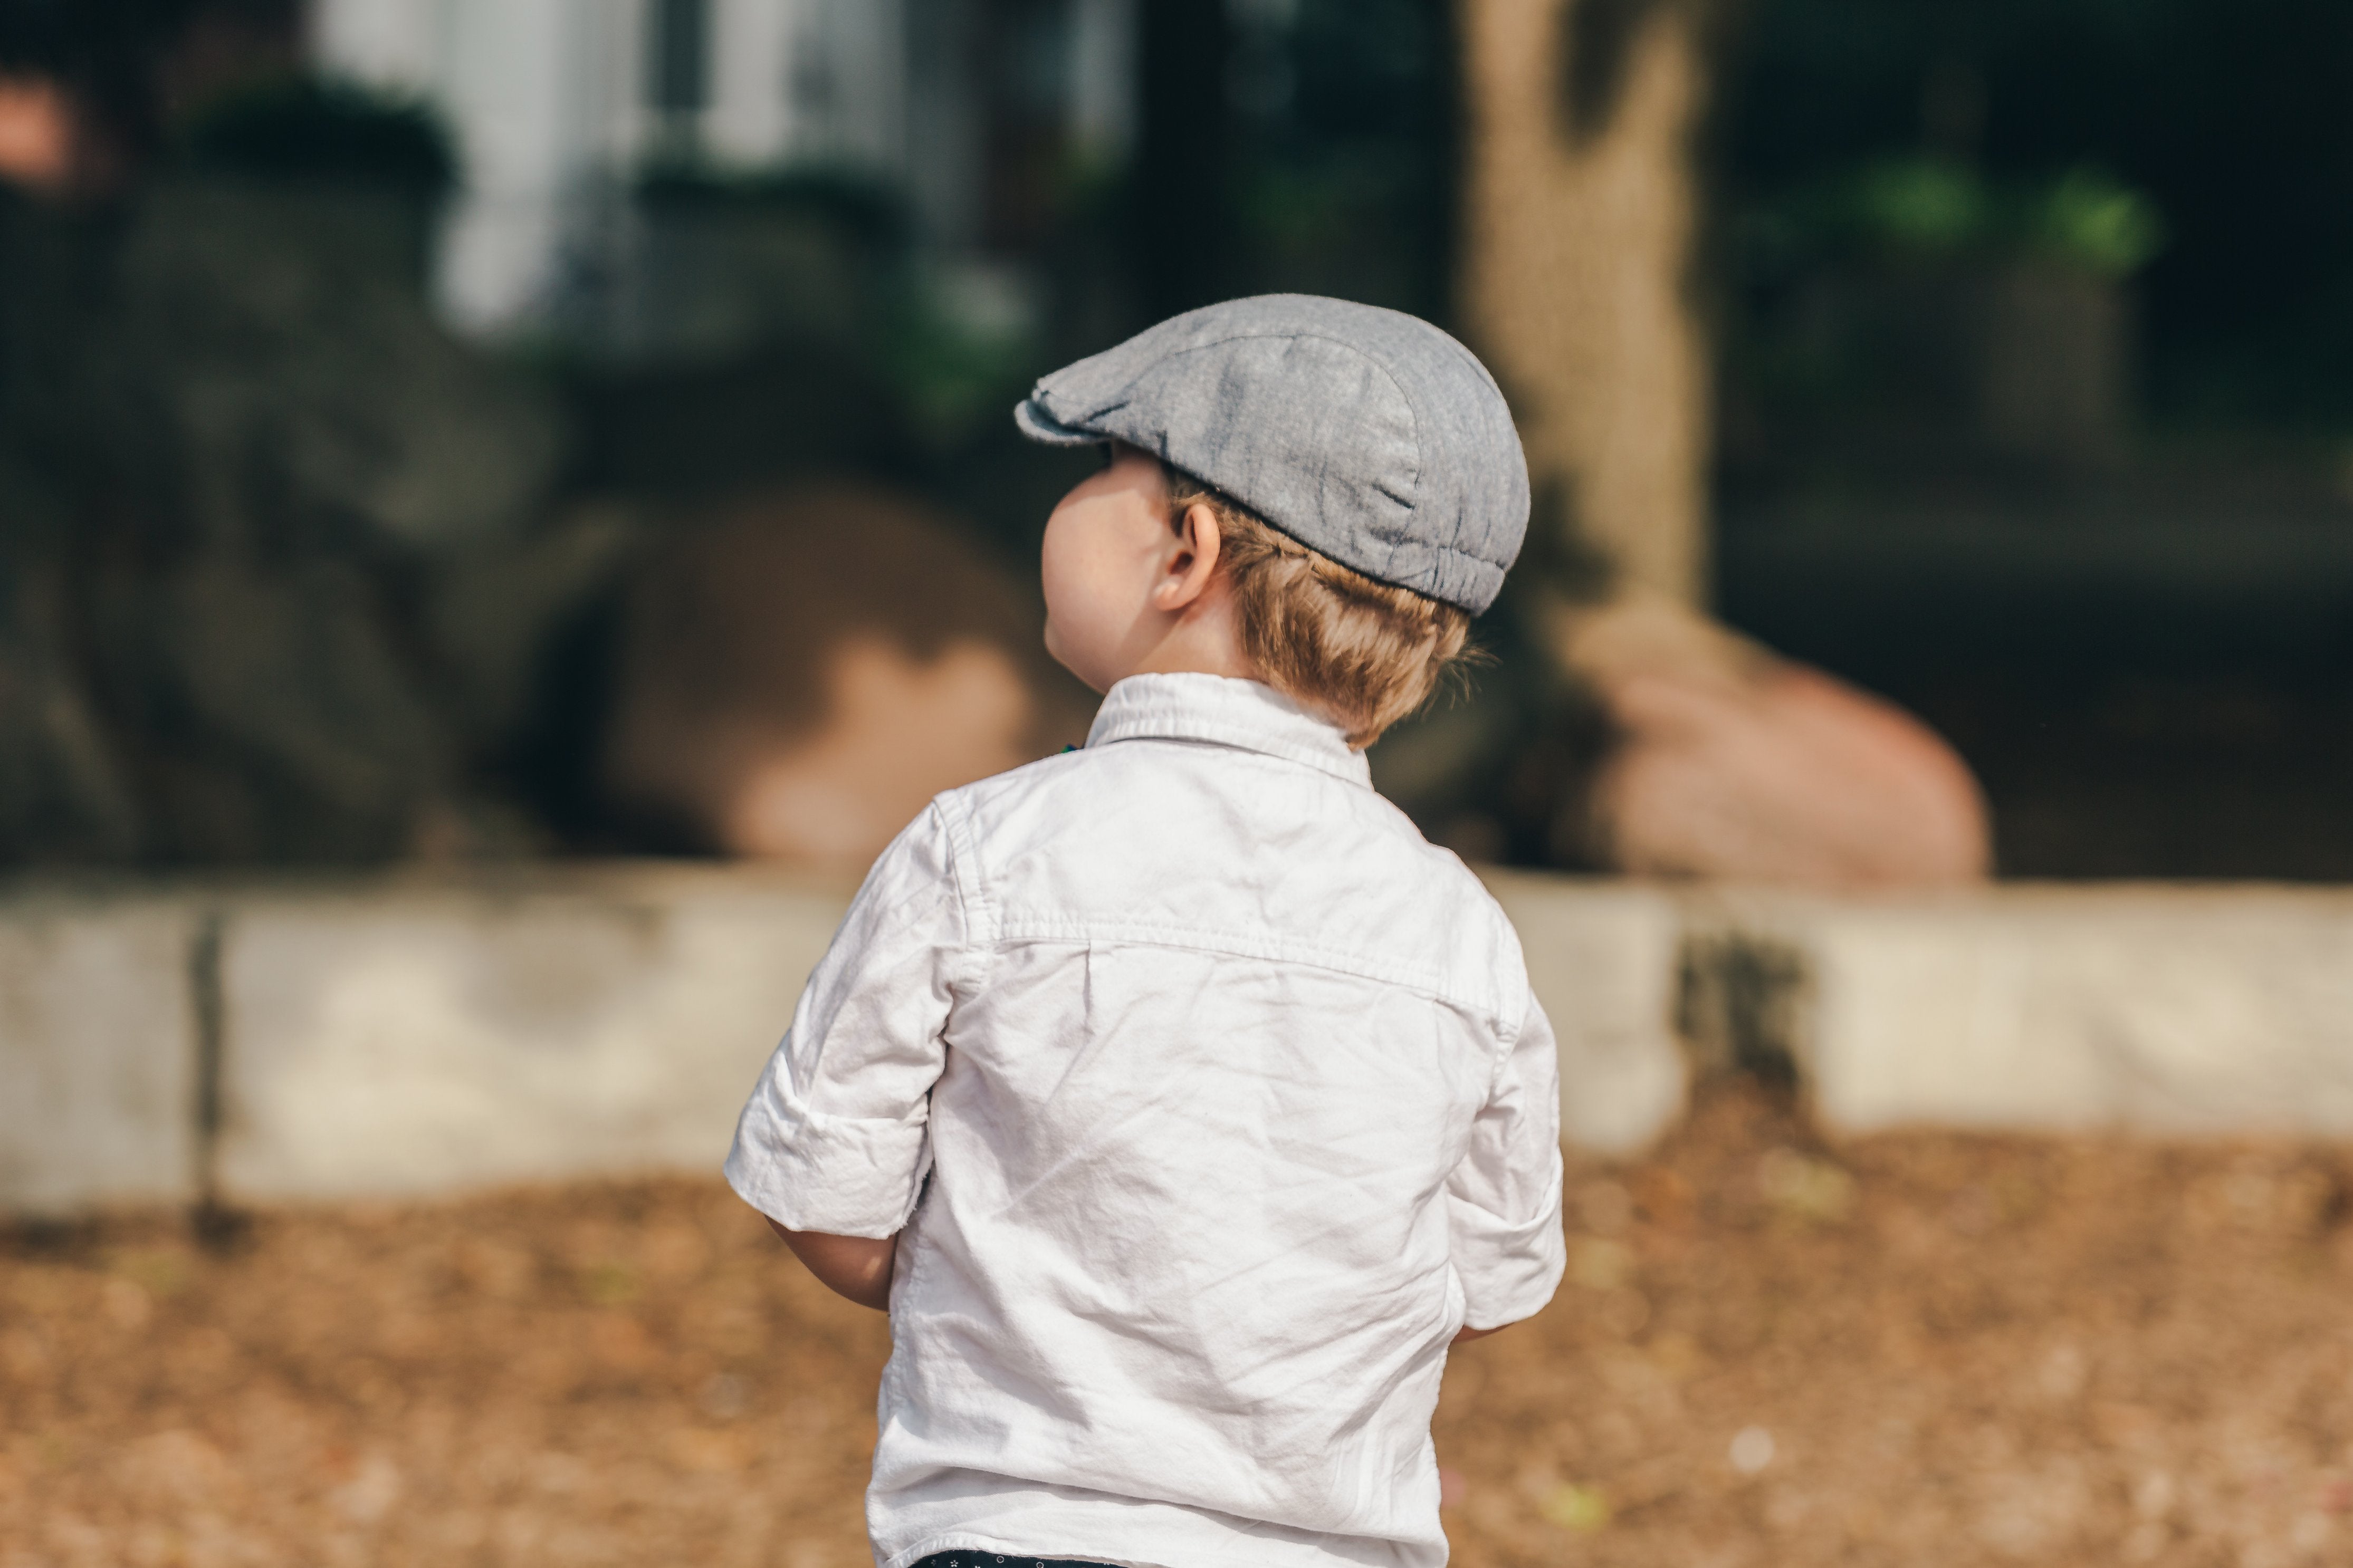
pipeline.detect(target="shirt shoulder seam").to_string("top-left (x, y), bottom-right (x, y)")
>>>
top-left (930, 791), bottom-right (999, 962)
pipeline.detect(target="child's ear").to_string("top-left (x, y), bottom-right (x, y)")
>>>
top-left (1157, 502), bottom-right (1226, 610)
top-left (1183, 501), bottom-right (1224, 562)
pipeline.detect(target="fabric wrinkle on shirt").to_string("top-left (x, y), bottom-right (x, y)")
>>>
top-left (726, 672), bottom-right (1568, 1568)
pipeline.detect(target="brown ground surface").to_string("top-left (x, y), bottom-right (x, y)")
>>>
top-left (6, 1085), bottom-right (2352, 1568)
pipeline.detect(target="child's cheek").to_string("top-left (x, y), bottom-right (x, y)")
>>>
top-left (1040, 536), bottom-right (1111, 684)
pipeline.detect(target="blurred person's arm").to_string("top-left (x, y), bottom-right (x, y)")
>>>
top-left (767, 1220), bottom-right (896, 1311)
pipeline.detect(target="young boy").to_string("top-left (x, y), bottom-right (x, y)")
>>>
top-left (726, 294), bottom-right (1566, 1568)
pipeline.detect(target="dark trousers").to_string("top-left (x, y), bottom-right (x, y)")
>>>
top-left (911, 1554), bottom-right (1118, 1568)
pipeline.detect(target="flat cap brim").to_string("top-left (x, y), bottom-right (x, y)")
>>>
top-left (1012, 397), bottom-right (1106, 447)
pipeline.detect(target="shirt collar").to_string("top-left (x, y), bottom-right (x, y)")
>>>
top-left (1085, 673), bottom-right (1372, 787)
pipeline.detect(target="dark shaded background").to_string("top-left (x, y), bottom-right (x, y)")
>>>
top-left (3, 0), bottom-right (2351, 877)
top-left (1712, 0), bottom-right (2353, 877)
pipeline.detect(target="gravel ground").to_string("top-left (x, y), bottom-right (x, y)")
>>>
top-left (6, 1084), bottom-right (2351, 1568)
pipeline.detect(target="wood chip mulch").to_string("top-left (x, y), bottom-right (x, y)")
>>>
top-left (6, 1083), bottom-right (2351, 1567)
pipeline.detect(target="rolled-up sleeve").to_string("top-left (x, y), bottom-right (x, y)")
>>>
top-left (724, 802), bottom-right (971, 1237)
top-left (1446, 988), bottom-right (1567, 1329)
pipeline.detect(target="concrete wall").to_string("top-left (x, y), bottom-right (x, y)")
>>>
top-left (1766, 887), bottom-right (2353, 1137)
top-left (0, 867), bottom-right (852, 1216)
top-left (0, 891), bottom-right (203, 1213)
top-left (214, 872), bottom-right (846, 1201)
top-left (5, 869), bottom-right (2352, 1214)
top-left (1485, 874), bottom-right (1686, 1156)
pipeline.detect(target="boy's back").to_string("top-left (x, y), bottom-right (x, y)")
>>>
top-left (730, 674), bottom-right (1564, 1568)
top-left (728, 295), bottom-right (1564, 1568)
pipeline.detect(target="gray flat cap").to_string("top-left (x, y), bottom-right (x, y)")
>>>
top-left (1014, 294), bottom-right (1529, 614)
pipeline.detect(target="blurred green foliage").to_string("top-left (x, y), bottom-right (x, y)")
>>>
top-left (634, 160), bottom-right (914, 251)
top-left (1837, 157), bottom-right (1986, 255)
top-left (1128, 0), bottom-right (1454, 324)
top-left (1721, 0), bottom-right (2353, 427)
top-left (179, 75), bottom-right (457, 198)
top-left (2027, 169), bottom-right (2167, 280)
top-left (877, 283), bottom-right (1047, 449)
top-left (1761, 156), bottom-right (2165, 279)
top-left (611, 155), bottom-right (1048, 457)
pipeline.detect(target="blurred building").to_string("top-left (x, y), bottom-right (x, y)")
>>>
top-left (311, 0), bottom-right (1139, 344)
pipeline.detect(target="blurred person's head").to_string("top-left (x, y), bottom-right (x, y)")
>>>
top-left (0, 71), bottom-right (70, 190)
top-left (0, 0), bottom-right (299, 197)
top-left (1019, 295), bottom-right (1530, 748)
top-left (0, 0), bottom-right (169, 194)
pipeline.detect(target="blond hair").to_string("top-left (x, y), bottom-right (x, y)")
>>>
top-left (1164, 468), bottom-right (1474, 748)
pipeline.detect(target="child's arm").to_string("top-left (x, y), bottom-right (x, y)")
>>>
top-left (726, 803), bottom-right (972, 1303)
top-left (767, 1220), bottom-right (897, 1310)
top-left (1445, 992), bottom-right (1569, 1335)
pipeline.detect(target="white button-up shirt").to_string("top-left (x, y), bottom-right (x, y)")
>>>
top-left (727, 673), bottom-right (1566, 1568)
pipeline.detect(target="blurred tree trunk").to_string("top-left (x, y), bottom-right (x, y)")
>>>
top-left (1451, 3), bottom-right (1992, 887)
top-left (1458, 0), bottom-right (1710, 608)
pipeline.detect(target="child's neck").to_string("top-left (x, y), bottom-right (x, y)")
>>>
top-left (1095, 584), bottom-right (1261, 690)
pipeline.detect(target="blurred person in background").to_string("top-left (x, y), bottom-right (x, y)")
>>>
top-left (0, 0), bottom-right (587, 869)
